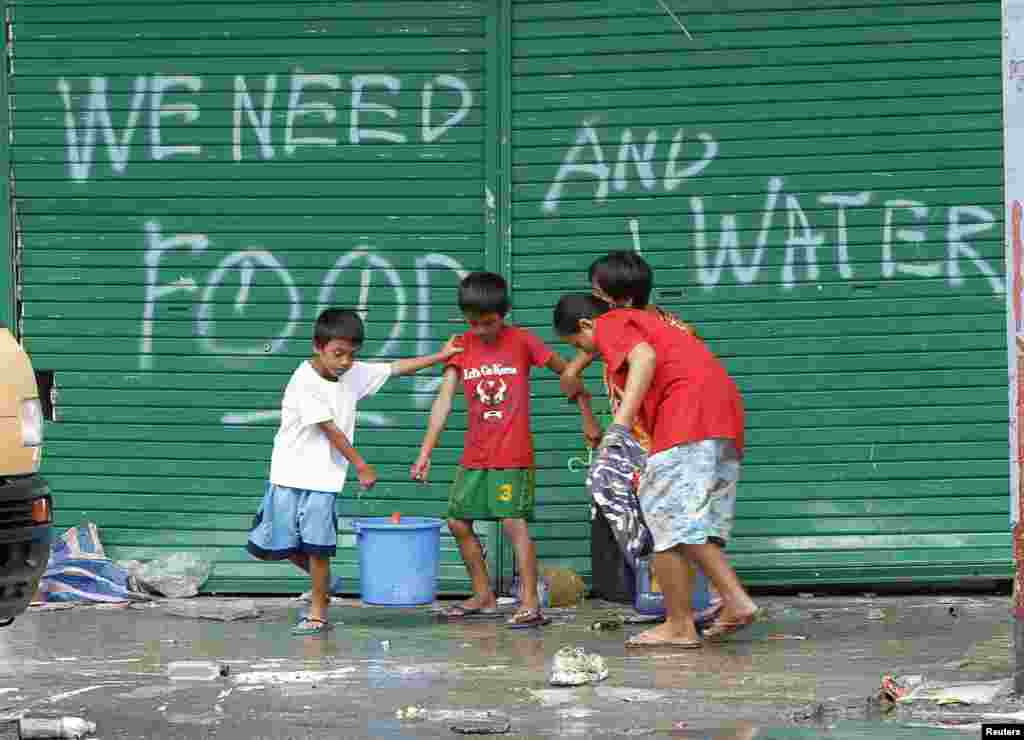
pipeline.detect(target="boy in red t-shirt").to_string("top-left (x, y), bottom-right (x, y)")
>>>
top-left (554, 293), bottom-right (760, 648)
top-left (412, 272), bottom-right (599, 628)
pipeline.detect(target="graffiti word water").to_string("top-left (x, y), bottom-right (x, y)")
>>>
top-left (58, 72), bottom-right (474, 181)
top-left (545, 122), bottom-right (1003, 294)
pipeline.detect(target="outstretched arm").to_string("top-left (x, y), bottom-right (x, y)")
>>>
top-left (390, 335), bottom-right (463, 376)
top-left (318, 421), bottom-right (377, 490)
top-left (411, 366), bottom-right (460, 481)
top-left (545, 354), bottom-right (602, 448)
top-left (559, 350), bottom-right (594, 399)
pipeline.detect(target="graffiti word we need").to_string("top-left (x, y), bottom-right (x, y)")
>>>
top-left (57, 72), bottom-right (474, 182)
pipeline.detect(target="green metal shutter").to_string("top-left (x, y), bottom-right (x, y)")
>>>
top-left (10, 1), bottom-right (494, 593)
top-left (510, 0), bottom-right (1010, 585)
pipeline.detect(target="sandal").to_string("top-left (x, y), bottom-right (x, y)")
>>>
top-left (507, 609), bottom-right (551, 629)
top-left (440, 604), bottom-right (499, 619)
top-left (702, 608), bottom-right (764, 640)
top-left (625, 629), bottom-right (702, 649)
top-left (291, 617), bottom-right (332, 636)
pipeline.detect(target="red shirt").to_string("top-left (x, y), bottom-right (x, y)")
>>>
top-left (593, 309), bottom-right (745, 456)
top-left (447, 324), bottom-right (553, 468)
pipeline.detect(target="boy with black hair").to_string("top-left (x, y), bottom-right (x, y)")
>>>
top-left (553, 294), bottom-right (759, 647)
top-left (412, 272), bottom-right (599, 628)
top-left (247, 308), bottom-right (462, 635)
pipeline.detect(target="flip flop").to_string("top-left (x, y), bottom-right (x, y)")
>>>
top-left (625, 631), bottom-right (702, 649)
top-left (507, 609), bottom-right (551, 629)
top-left (702, 608), bottom-right (764, 640)
top-left (291, 617), bottom-right (332, 636)
top-left (439, 604), bottom-right (500, 620)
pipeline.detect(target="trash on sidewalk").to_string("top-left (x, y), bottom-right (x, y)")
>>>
top-left (450, 711), bottom-right (511, 735)
top-left (36, 523), bottom-right (148, 604)
top-left (589, 615), bottom-right (625, 632)
top-left (541, 567), bottom-right (585, 608)
top-left (119, 553), bottom-right (213, 599)
top-left (880, 674), bottom-right (924, 702)
top-left (880, 675), bottom-right (1010, 705)
top-left (396, 706), bottom-right (427, 720)
top-left (867, 609), bottom-right (886, 620)
top-left (19, 717), bottom-right (96, 739)
top-left (162, 598), bottom-right (261, 622)
top-left (593, 687), bottom-right (665, 703)
top-left (549, 646), bottom-right (609, 686)
top-left (167, 661), bottom-right (231, 681)
top-left (766, 634), bottom-right (808, 641)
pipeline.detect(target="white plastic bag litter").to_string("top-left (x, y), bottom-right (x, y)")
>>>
top-left (548, 646), bottom-right (609, 686)
top-left (120, 553), bottom-right (213, 599)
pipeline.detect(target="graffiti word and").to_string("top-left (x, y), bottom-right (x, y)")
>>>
top-left (545, 122), bottom-right (1003, 294)
top-left (58, 72), bottom-right (474, 181)
top-left (140, 219), bottom-right (468, 426)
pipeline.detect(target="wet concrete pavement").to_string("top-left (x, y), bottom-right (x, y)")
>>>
top-left (0, 594), bottom-right (1018, 738)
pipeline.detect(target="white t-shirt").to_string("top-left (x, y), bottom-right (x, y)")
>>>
top-left (269, 360), bottom-right (392, 493)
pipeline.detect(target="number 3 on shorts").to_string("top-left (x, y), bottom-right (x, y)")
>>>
top-left (496, 483), bottom-right (513, 502)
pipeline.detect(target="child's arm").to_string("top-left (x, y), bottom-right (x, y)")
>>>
top-left (545, 354), bottom-right (603, 449)
top-left (389, 335), bottom-right (463, 377)
top-left (410, 365), bottom-right (460, 481)
top-left (610, 342), bottom-right (657, 431)
top-left (559, 349), bottom-right (594, 400)
top-left (317, 421), bottom-right (378, 490)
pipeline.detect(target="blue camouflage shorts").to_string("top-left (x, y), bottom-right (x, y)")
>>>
top-left (639, 439), bottom-right (741, 552)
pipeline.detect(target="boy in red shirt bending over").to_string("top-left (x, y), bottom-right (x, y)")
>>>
top-left (554, 293), bottom-right (760, 647)
top-left (413, 273), bottom-right (599, 628)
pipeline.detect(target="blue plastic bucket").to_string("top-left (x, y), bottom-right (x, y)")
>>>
top-left (354, 517), bottom-right (443, 607)
top-left (634, 557), bottom-right (712, 616)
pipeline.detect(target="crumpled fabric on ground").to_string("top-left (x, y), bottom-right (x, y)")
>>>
top-left (586, 423), bottom-right (653, 573)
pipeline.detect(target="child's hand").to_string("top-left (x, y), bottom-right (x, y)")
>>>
top-left (582, 417), bottom-right (604, 449)
top-left (440, 335), bottom-right (464, 360)
top-left (560, 372), bottom-right (586, 400)
top-left (410, 455), bottom-right (431, 482)
top-left (356, 463), bottom-right (378, 490)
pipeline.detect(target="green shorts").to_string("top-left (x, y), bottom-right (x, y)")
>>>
top-left (446, 467), bottom-right (536, 522)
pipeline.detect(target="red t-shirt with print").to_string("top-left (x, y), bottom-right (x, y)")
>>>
top-left (593, 308), bottom-right (745, 456)
top-left (446, 324), bottom-right (553, 469)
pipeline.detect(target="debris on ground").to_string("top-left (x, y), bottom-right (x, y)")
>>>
top-left (162, 598), bottom-right (261, 622)
top-left (549, 646), bottom-right (609, 686)
top-left (593, 687), bottom-right (665, 703)
top-left (19, 717), bottom-right (97, 739)
top-left (943, 659), bottom-right (972, 670)
top-left (396, 706), bottom-right (427, 720)
top-left (867, 608), bottom-right (886, 620)
top-left (541, 567), bottom-right (586, 608)
top-left (880, 675), bottom-right (1010, 705)
top-left (589, 616), bottom-right (625, 631)
top-left (37, 523), bottom-right (148, 604)
top-left (622, 612), bottom-right (663, 625)
top-left (119, 553), bottom-right (213, 599)
top-left (167, 660), bottom-right (231, 681)
top-left (527, 689), bottom-right (579, 707)
top-left (766, 634), bottom-right (807, 640)
top-left (880, 674), bottom-right (925, 703)
top-left (449, 711), bottom-right (511, 735)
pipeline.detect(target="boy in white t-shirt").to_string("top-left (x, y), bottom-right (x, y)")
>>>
top-left (247, 308), bottom-right (462, 635)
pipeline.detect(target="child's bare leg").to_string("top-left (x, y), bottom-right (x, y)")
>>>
top-left (448, 519), bottom-right (496, 609)
top-left (288, 553), bottom-right (310, 573)
top-left (502, 519), bottom-right (539, 612)
top-left (304, 554), bottom-right (330, 624)
top-left (631, 547), bottom-right (700, 643)
top-left (682, 542), bottom-right (757, 622)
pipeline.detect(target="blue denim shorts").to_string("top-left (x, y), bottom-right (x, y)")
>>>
top-left (639, 439), bottom-right (741, 552)
top-left (246, 482), bottom-right (338, 559)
